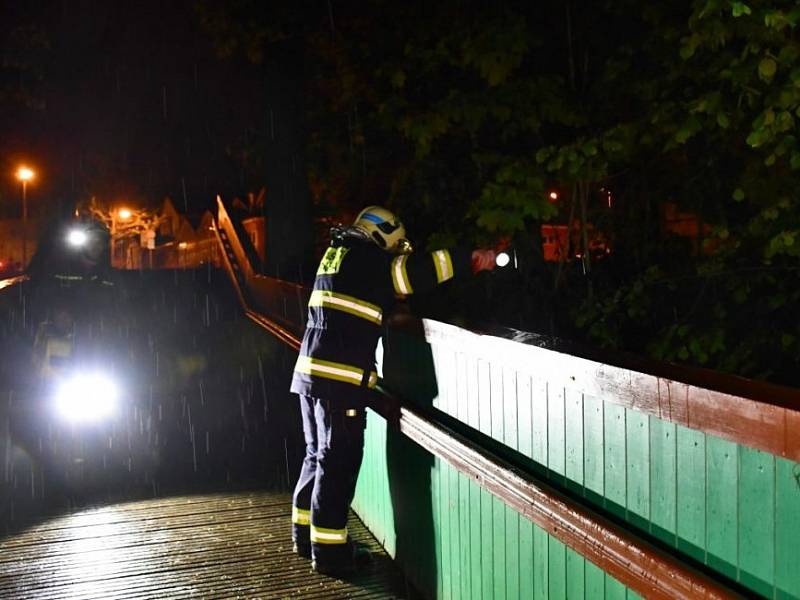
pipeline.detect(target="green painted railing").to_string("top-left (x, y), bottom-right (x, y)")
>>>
top-left (353, 322), bottom-right (800, 599)
top-left (355, 412), bottom-right (645, 599)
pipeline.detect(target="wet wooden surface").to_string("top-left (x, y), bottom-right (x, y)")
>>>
top-left (0, 491), bottom-right (406, 599)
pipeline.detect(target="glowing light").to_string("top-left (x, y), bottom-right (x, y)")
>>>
top-left (16, 166), bottom-right (35, 182)
top-left (496, 252), bottom-right (510, 267)
top-left (0, 275), bottom-right (28, 290)
top-left (55, 372), bottom-right (119, 423)
top-left (178, 242), bottom-right (188, 249)
top-left (548, 191), bottom-right (559, 201)
top-left (67, 229), bottom-right (89, 247)
top-left (117, 208), bottom-right (132, 220)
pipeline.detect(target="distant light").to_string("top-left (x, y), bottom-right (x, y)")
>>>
top-left (117, 208), bottom-right (132, 220)
top-left (55, 372), bottom-right (119, 423)
top-left (67, 229), bottom-right (88, 247)
top-left (16, 166), bottom-right (35, 182)
top-left (496, 252), bottom-right (510, 267)
top-left (178, 242), bottom-right (188, 249)
top-left (548, 191), bottom-right (559, 201)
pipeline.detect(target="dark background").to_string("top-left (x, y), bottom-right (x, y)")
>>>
top-left (0, 0), bottom-right (265, 216)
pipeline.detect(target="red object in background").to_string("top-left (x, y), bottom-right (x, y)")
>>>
top-left (540, 223), bottom-right (611, 262)
top-left (471, 249), bottom-right (498, 274)
top-left (541, 224), bottom-right (570, 262)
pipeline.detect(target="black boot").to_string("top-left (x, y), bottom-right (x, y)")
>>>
top-left (312, 541), bottom-right (372, 577)
top-left (293, 540), bottom-right (311, 559)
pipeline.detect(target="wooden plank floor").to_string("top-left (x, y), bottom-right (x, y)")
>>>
top-left (0, 491), bottom-right (407, 599)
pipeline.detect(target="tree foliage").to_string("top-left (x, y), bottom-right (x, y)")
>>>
top-left (201, 0), bottom-right (800, 385)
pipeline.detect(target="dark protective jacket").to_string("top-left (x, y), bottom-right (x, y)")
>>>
top-left (290, 235), bottom-right (471, 404)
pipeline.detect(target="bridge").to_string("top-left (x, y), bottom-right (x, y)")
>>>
top-left (1, 200), bottom-right (798, 599)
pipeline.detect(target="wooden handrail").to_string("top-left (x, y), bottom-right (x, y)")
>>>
top-left (373, 397), bottom-right (740, 599)
top-left (216, 196), bottom-right (256, 282)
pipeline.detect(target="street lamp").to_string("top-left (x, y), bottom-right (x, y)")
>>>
top-left (110, 207), bottom-right (133, 266)
top-left (16, 166), bottom-right (35, 269)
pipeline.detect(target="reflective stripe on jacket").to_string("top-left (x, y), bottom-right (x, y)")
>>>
top-left (290, 238), bottom-right (470, 403)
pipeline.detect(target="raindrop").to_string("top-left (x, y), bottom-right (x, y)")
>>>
top-left (191, 426), bottom-right (197, 473)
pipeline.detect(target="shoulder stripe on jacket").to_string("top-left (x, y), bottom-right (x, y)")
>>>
top-left (391, 255), bottom-right (413, 295)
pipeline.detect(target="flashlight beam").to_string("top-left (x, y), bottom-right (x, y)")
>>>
top-left (55, 373), bottom-right (119, 423)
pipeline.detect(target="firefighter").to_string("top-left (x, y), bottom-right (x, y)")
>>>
top-left (290, 205), bottom-right (497, 576)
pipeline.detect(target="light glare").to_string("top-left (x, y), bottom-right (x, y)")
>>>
top-left (17, 166), bottom-right (35, 182)
top-left (496, 252), bottom-right (510, 267)
top-left (67, 229), bottom-right (88, 247)
top-left (55, 373), bottom-right (119, 422)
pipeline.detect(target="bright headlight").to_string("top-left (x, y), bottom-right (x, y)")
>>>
top-left (55, 373), bottom-right (119, 423)
top-left (496, 252), bottom-right (510, 267)
top-left (67, 229), bottom-right (89, 248)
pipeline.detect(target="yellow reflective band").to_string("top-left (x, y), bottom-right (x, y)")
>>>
top-left (311, 524), bottom-right (348, 544)
top-left (317, 246), bottom-right (350, 275)
top-left (295, 356), bottom-right (378, 389)
top-left (308, 290), bottom-right (382, 325)
top-left (292, 506), bottom-right (311, 526)
top-left (345, 408), bottom-right (357, 417)
top-left (391, 255), bottom-right (413, 295)
top-left (432, 250), bottom-right (454, 283)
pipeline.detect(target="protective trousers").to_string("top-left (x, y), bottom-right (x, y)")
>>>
top-left (292, 395), bottom-right (366, 564)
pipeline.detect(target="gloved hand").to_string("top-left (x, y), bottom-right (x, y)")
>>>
top-left (471, 249), bottom-right (497, 274)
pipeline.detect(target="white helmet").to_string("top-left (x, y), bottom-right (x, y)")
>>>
top-left (353, 205), bottom-right (410, 253)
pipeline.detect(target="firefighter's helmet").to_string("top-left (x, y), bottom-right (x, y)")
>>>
top-left (353, 206), bottom-right (410, 253)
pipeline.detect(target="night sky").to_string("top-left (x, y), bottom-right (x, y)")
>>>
top-left (1, 0), bottom-right (264, 218)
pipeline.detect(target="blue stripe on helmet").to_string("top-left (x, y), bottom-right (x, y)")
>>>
top-left (360, 213), bottom-right (384, 224)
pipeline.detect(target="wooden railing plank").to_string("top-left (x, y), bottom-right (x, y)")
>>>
top-left (421, 319), bottom-right (800, 462)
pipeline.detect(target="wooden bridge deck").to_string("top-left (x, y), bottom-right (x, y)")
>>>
top-left (0, 491), bottom-right (406, 599)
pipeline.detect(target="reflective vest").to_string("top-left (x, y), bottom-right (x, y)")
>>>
top-left (290, 238), bottom-right (470, 402)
